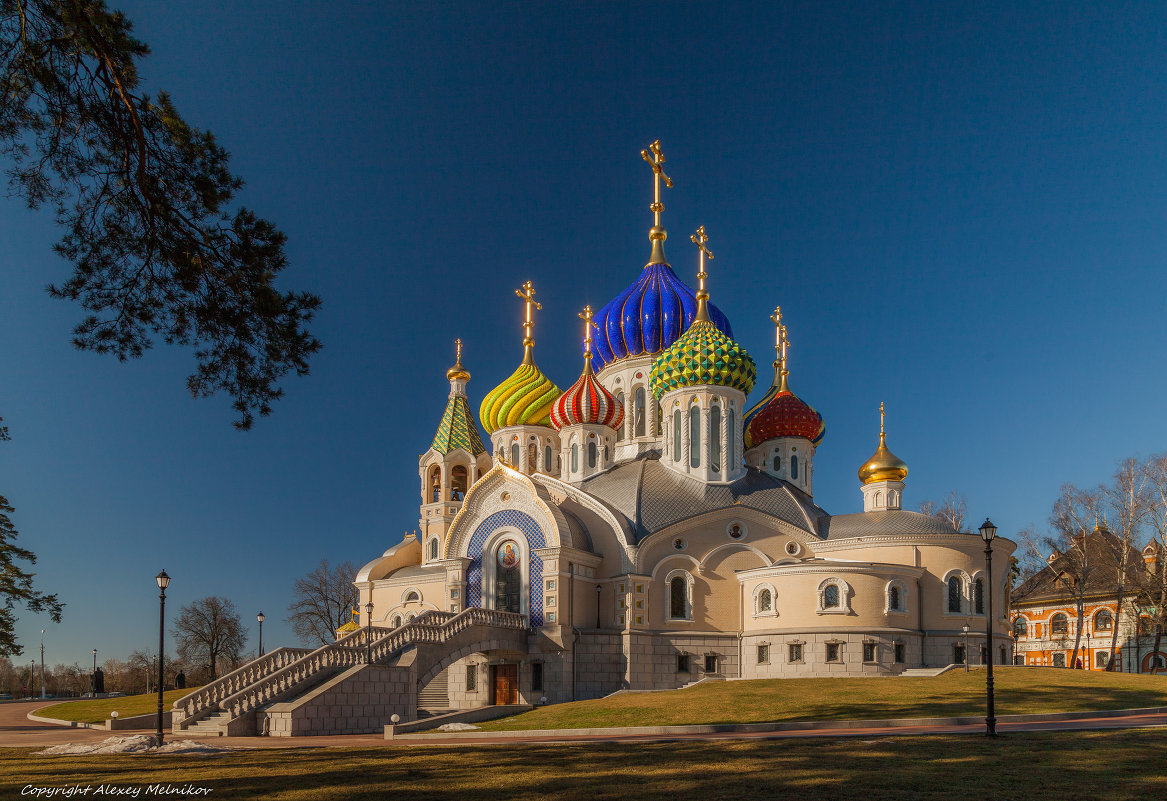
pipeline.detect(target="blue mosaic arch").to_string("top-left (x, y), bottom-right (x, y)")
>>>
top-left (465, 510), bottom-right (546, 628)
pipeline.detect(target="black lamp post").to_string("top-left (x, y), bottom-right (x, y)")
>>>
top-left (155, 569), bottom-right (170, 747)
top-left (595, 585), bottom-right (602, 629)
top-left (962, 624), bottom-right (970, 672)
top-left (365, 601), bottom-right (374, 665)
top-left (979, 519), bottom-right (998, 737)
top-left (257, 612), bottom-right (265, 657)
top-left (40, 629), bottom-right (46, 699)
top-left (92, 649), bottom-right (98, 695)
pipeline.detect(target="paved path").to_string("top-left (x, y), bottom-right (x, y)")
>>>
top-left (3, 700), bottom-right (1166, 750)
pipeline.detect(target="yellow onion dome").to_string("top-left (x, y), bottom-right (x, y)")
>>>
top-left (858, 432), bottom-right (909, 484)
top-left (649, 318), bottom-right (756, 398)
top-left (480, 360), bottom-right (562, 433)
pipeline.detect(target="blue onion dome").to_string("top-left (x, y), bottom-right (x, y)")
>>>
top-left (592, 262), bottom-right (733, 371)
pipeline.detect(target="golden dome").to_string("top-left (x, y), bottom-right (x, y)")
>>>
top-left (858, 402), bottom-right (908, 484)
top-left (446, 338), bottom-right (470, 382)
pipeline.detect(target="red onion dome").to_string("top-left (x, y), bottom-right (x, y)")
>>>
top-left (550, 365), bottom-right (624, 431)
top-left (743, 385), bottom-right (826, 448)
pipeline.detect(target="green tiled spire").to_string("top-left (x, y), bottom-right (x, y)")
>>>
top-left (432, 394), bottom-right (487, 456)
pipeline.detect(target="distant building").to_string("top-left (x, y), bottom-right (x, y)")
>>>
top-left (1011, 525), bottom-right (1165, 672)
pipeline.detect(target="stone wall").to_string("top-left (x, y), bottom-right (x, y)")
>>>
top-left (259, 664), bottom-right (414, 737)
top-left (741, 631), bottom-right (919, 678)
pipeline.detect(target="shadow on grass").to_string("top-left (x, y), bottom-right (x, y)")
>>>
top-left (4, 729), bottom-right (1167, 800)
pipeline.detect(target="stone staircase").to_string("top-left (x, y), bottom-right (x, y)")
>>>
top-left (171, 608), bottom-right (528, 737)
top-left (417, 666), bottom-right (451, 714)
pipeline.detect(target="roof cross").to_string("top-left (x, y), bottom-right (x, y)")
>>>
top-left (579, 304), bottom-right (598, 364)
top-left (515, 280), bottom-right (542, 364)
top-left (641, 140), bottom-right (672, 227)
top-left (691, 225), bottom-right (713, 321)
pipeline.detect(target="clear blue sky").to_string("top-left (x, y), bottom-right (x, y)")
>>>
top-left (3, 0), bottom-right (1167, 668)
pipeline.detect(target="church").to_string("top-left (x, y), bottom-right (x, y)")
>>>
top-left (353, 141), bottom-right (1015, 709)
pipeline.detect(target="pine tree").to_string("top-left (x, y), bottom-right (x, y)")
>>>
top-left (0, 1), bottom-right (321, 428)
top-left (0, 417), bottom-right (64, 657)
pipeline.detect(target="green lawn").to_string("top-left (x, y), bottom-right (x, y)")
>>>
top-left (5, 729), bottom-right (1167, 800)
top-left (479, 667), bottom-right (1167, 730)
top-left (34, 688), bottom-right (200, 724)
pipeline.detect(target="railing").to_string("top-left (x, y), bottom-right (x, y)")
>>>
top-left (172, 646), bottom-right (311, 725)
top-left (214, 608), bottom-right (528, 721)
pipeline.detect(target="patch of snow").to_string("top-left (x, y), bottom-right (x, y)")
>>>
top-left (434, 722), bottom-right (481, 732)
top-left (36, 735), bottom-right (242, 756)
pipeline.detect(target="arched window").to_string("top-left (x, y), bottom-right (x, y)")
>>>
top-left (758, 588), bottom-right (772, 613)
top-left (772, 451), bottom-right (781, 472)
top-left (634, 388), bottom-right (646, 437)
top-left (727, 408), bottom-right (735, 469)
top-left (656, 401), bottom-right (663, 436)
top-left (689, 405), bottom-right (700, 468)
top-left (888, 490), bottom-right (898, 506)
top-left (672, 410), bottom-right (682, 461)
top-left (667, 573), bottom-right (694, 620)
top-left (1013, 617), bottom-right (1027, 637)
top-left (429, 538), bottom-right (438, 561)
top-left (615, 393), bottom-right (625, 441)
top-left (1140, 616), bottom-right (1155, 636)
top-left (791, 454), bottom-right (799, 480)
top-left (510, 443), bottom-right (519, 465)
top-left (587, 441), bottom-right (597, 468)
top-left (888, 585), bottom-right (901, 611)
top-left (544, 446), bottom-right (552, 472)
top-left (404, 591), bottom-right (420, 604)
top-left (1051, 613), bottom-right (1068, 635)
top-left (823, 584), bottom-right (839, 609)
top-left (1094, 609), bottom-right (1113, 632)
top-left (710, 406), bottom-right (722, 473)
top-left (391, 615), bottom-right (401, 628)
top-left (947, 576), bottom-right (962, 613)
top-left (451, 466), bottom-right (468, 501)
top-left (571, 444), bottom-right (579, 472)
top-left (974, 578), bottom-right (985, 614)
top-left (528, 442), bottom-right (538, 472)
top-left (430, 466), bottom-right (442, 502)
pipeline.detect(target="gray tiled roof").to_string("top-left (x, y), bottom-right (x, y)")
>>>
top-left (819, 510), bottom-right (964, 539)
top-left (580, 452), bottom-right (827, 543)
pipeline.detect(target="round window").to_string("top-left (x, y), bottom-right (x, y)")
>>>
top-left (785, 541), bottom-right (800, 556)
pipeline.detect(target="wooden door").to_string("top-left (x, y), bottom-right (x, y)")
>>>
top-left (493, 664), bottom-right (518, 705)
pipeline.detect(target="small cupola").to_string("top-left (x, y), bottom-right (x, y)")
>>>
top-left (858, 402), bottom-right (909, 512)
top-left (551, 305), bottom-right (624, 482)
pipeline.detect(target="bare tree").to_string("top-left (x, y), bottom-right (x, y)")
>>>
top-left (287, 560), bottom-right (358, 647)
top-left (919, 491), bottom-right (968, 532)
top-left (172, 597), bottom-right (246, 680)
top-left (1098, 458), bottom-right (1151, 669)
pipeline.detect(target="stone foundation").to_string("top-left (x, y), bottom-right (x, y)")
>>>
top-left (259, 664), bottom-right (414, 737)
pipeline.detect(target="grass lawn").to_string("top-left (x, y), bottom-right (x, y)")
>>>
top-left (34, 688), bottom-right (201, 724)
top-left (4, 729), bottom-right (1167, 800)
top-left (479, 667), bottom-right (1167, 730)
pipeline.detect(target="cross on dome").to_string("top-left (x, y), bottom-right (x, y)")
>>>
top-left (691, 225), bottom-right (713, 322)
top-left (515, 280), bottom-right (542, 364)
top-left (641, 140), bottom-right (672, 264)
top-left (579, 304), bottom-right (598, 362)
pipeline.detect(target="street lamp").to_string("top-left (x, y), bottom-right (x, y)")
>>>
top-left (155, 569), bottom-right (170, 747)
top-left (962, 624), bottom-right (970, 672)
top-left (257, 612), bottom-right (265, 657)
top-left (596, 584), bottom-right (602, 629)
top-left (979, 518), bottom-right (998, 737)
top-left (364, 601), bottom-right (374, 665)
top-left (92, 649), bottom-right (98, 695)
top-left (40, 629), bottom-right (46, 699)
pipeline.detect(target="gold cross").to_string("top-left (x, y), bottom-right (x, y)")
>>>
top-left (690, 225), bottom-right (713, 293)
top-left (454, 338), bottom-right (463, 363)
top-left (880, 402), bottom-right (886, 438)
top-left (579, 305), bottom-right (598, 357)
top-left (641, 139), bottom-right (673, 225)
top-left (770, 306), bottom-right (783, 364)
top-left (515, 281), bottom-right (542, 362)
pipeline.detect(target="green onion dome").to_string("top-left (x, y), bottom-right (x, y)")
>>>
top-left (649, 318), bottom-right (757, 398)
top-left (480, 360), bottom-right (562, 433)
